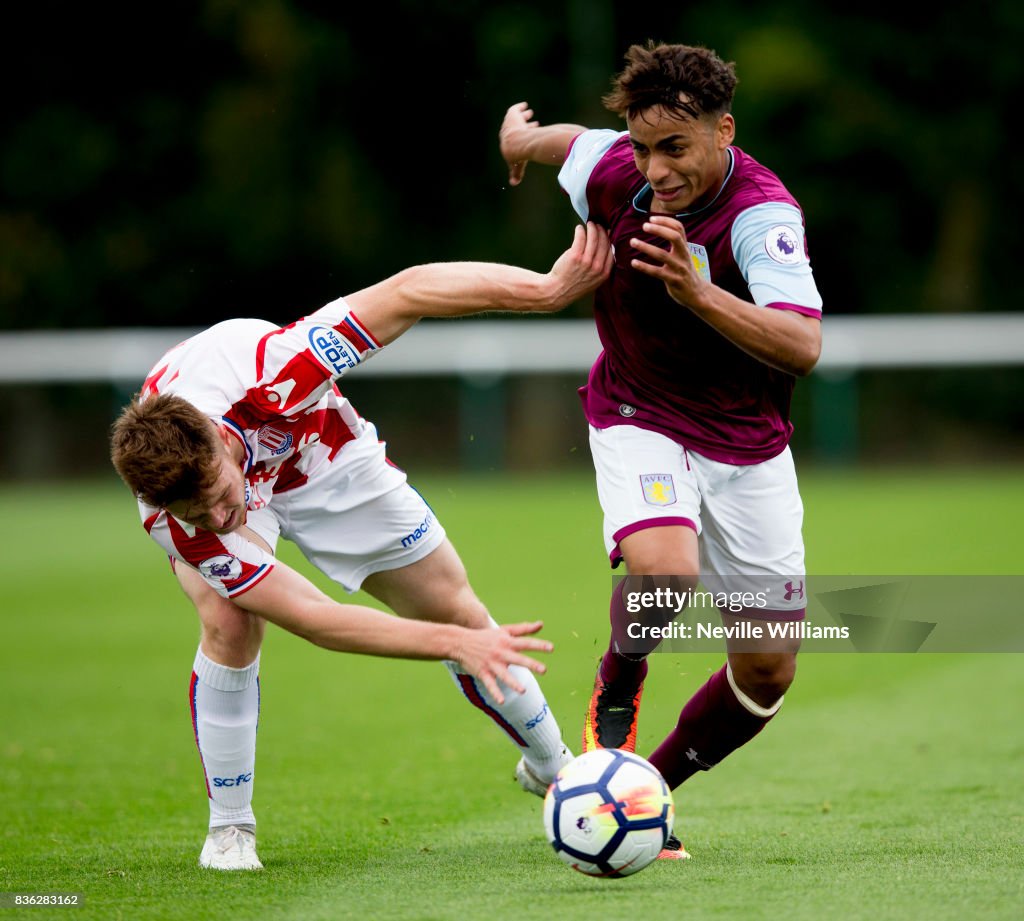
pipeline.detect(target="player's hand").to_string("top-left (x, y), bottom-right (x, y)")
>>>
top-left (499, 101), bottom-right (540, 186)
top-left (630, 216), bottom-right (708, 309)
top-left (450, 620), bottom-right (553, 704)
top-left (545, 222), bottom-right (613, 309)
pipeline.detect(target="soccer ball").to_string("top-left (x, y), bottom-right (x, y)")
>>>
top-left (542, 748), bottom-right (674, 877)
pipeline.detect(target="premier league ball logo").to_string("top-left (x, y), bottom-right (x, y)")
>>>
top-left (199, 554), bottom-right (243, 581)
top-left (765, 225), bottom-right (804, 265)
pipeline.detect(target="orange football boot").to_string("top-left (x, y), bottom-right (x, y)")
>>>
top-left (582, 667), bottom-right (644, 753)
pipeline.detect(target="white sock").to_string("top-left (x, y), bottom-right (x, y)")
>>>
top-left (190, 648), bottom-right (260, 829)
top-left (444, 618), bottom-right (570, 782)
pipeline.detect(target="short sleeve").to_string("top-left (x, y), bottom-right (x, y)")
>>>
top-left (245, 303), bottom-right (383, 417)
top-left (731, 203), bottom-right (823, 316)
top-left (558, 129), bottom-right (626, 222)
top-left (142, 504), bottom-right (275, 598)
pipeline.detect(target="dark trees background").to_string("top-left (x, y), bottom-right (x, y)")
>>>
top-left (3, 2), bottom-right (1022, 475)
top-left (4, 1), bottom-right (1022, 331)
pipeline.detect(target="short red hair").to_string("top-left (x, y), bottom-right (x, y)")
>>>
top-left (110, 393), bottom-right (221, 507)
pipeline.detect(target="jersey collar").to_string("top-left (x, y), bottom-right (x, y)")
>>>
top-left (631, 147), bottom-right (736, 218)
top-left (219, 415), bottom-right (254, 474)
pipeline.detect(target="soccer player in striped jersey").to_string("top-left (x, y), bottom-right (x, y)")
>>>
top-left (499, 42), bottom-right (824, 859)
top-left (110, 223), bottom-right (612, 870)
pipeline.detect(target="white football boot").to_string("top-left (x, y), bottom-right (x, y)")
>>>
top-left (198, 824), bottom-right (264, 870)
top-left (515, 745), bottom-right (574, 797)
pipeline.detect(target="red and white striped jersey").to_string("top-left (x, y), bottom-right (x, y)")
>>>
top-left (137, 297), bottom-right (382, 597)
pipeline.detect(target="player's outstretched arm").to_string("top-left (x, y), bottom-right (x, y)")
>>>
top-left (344, 222), bottom-right (612, 344)
top-left (234, 561), bottom-right (551, 704)
top-left (499, 101), bottom-right (587, 185)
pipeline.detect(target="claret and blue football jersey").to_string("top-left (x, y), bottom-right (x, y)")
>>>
top-left (559, 130), bottom-right (823, 465)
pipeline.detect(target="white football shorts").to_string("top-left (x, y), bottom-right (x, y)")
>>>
top-left (244, 421), bottom-right (446, 592)
top-left (589, 423), bottom-right (807, 617)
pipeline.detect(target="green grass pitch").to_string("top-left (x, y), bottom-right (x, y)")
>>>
top-left (1, 467), bottom-right (1022, 920)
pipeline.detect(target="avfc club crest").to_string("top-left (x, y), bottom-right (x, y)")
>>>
top-left (640, 473), bottom-right (676, 507)
top-left (687, 242), bottom-right (711, 281)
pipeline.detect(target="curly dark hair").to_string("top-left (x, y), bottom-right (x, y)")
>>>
top-left (110, 392), bottom-right (222, 507)
top-left (603, 42), bottom-right (738, 121)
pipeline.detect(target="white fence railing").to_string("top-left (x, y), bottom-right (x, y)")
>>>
top-left (1, 315), bottom-right (1023, 384)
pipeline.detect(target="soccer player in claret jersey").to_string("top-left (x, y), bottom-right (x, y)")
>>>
top-left (110, 224), bottom-right (612, 870)
top-left (499, 42), bottom-right (823, 859)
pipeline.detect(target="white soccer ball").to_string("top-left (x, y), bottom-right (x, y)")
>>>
top-left (542, 748), bottom-right (674, 877)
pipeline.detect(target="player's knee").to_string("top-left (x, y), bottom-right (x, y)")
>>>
top-left (198, 601), bottom-right (264, 667)
top-left (416, 542), bottom-right (489, 627)
top-left (201, 623), bottom-right (263, 667)
top-left (440, 583), bottom-right (491, 629)
top-left (730, 653), bottom-right (796, 704)
top-left (409, 576), bottom-right (489, 629)
top-left (617, 570), bottom-right (699, 639)
top-left (624, 554), bottom-right (699, 583)
top-left (620, 525), bottom-right (699, 581)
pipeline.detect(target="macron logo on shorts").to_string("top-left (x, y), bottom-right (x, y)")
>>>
top-left (401, 511), bottom-right (435, 548)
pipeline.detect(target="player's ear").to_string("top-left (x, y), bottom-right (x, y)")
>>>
top-left (214, 422), bottom-right (235, 452)
top-left (716, 113), bottom-right (735, 149)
